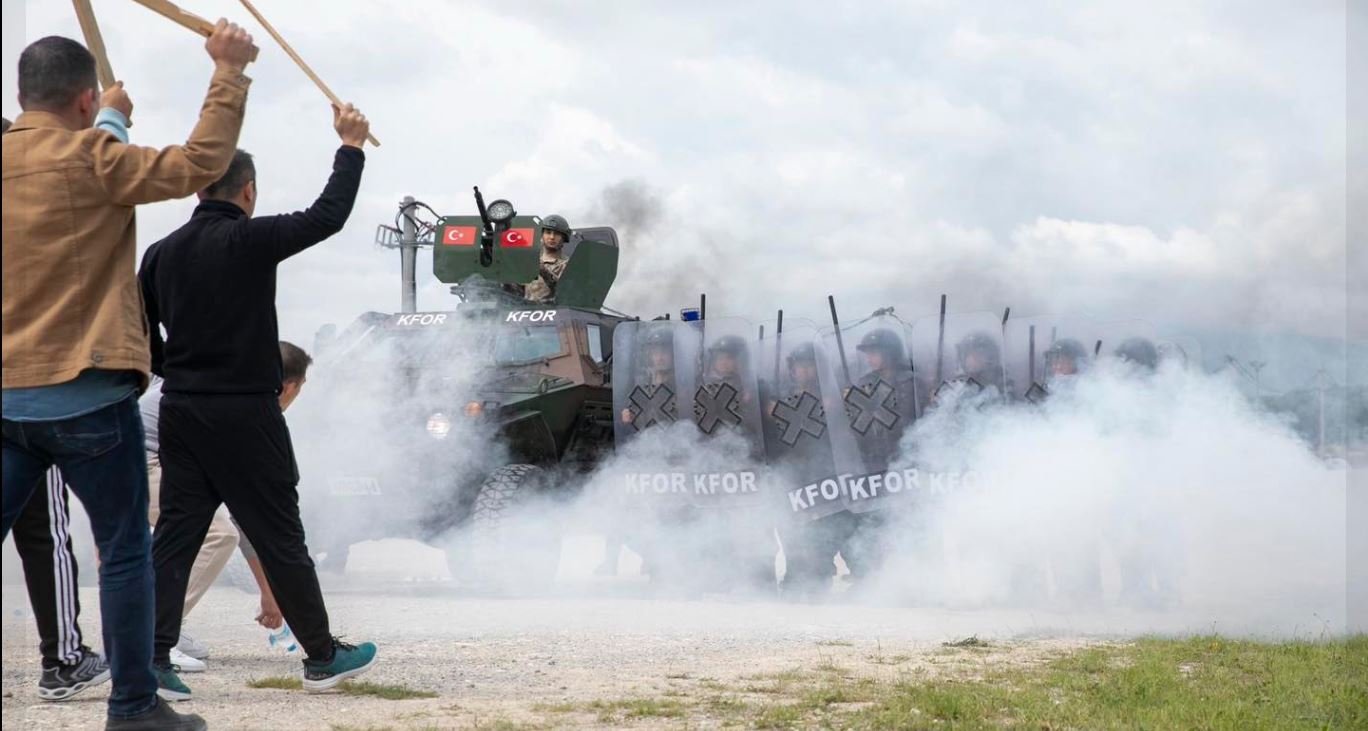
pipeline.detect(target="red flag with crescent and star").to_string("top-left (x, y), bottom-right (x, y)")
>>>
top-left (500, 228), bottom-right (534, 248)
top-left (441, 225), bottom-right (477, 246)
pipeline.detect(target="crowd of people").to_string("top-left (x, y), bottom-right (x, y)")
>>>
top-left (3, 21), bottom-right (374, 731)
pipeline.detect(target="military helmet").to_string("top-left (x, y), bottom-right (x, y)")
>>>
top-left (642, 326), bottom-right (674, 349)
top-left (541, 214), bottom-right (572, 238)
top-left (786, 342), bottom-right (818, 367)
top-left (956, 331), bottom-right (1000, 369)
top-left (1045, 338), bottom-right (1088, 371)
top-left (1114, 337), bottom-right (1159, 370)
top-left (708, 335), bottom-right (747, 355)
top-left (856, 328), bottom-right (905, 356)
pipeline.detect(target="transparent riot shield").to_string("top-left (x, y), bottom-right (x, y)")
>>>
top-left (757, 318), bottom-right (845, 521)
top-left (613, 320), bottom-right (699, 443)
top-left (1157, 335), bottom-right (1204, 371)
top-left (1003, 315), bottom-right (1100, 403)
top-left (610, 320), bottom-right (700, 510)
top-left (910, 311), bottom-right (1009, 409)
top-left (818, 313), bottom-right (920, 514)
top-left (1097, 320), bottom-right (1162, 376)
top-left (691, 318), bottom-right (765, 446)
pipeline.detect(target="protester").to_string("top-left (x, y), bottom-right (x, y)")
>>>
top-left (139, 103), bottom-right (376, 699)
top-left (2, 22), bottom-right (255, 730)
top-left (142, 340), bottom-right (313, 674)
top-left (4, 92), bottom-right (140, 703)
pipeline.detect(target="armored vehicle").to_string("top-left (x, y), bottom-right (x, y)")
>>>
top-left (296, 191), bottom-right (632, 589)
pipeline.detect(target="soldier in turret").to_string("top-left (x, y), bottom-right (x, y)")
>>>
top-left (519, 214), bottom-right (572, 304)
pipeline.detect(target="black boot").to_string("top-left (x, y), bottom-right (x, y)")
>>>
top-left (105, 697), bottom-right (207, 731)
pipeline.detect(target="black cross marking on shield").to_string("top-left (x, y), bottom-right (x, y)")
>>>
top-left (627, 384), bottom-right (676, 431)
top-left (694, 382), bottom-right (743, 434)
top-left (934, 375), bottom-right (984, 399)
top-left (772, 390), bottom-right (826, 446)
top-left (844, 380), bottom-right (899, 435)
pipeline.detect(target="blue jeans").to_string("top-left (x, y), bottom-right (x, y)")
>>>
top-left (2, 394), bottom-right (157, 718)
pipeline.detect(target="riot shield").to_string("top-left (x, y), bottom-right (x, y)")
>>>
top-left (817, 314), bottom-right (920, 514)
top-left (1097, 320), bottom-right (1161, 375)
top-left (910, 311), bottom-right (1009, 408)
top-left (1003, 315), bottom-right (1100, 403)
top-left (691, 317), bottom-right (767, 464)
top-left (1157, 335), bottom-right (1203, 371)
top-left (612, 320), bottom-right (699, 443)
top-left (757, 318), bottom-right (845, 521)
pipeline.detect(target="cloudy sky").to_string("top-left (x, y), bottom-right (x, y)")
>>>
top-left (2, 1), bottom-right (1353, 359)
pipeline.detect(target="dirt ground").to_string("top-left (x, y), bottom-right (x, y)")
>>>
top-left (2, 534), bottom-right (1333, 730)
top-left (0, 576), bottom-right (1135, 730)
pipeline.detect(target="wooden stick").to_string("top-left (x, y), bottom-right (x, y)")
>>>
top-left (129, 0), bottom-right (259, 62)
top-left (237, 0), bottom-right (379, 147)
top-left (72, 0), bottom-right (116, 90)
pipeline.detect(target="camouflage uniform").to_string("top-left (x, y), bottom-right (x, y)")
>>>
top-left (522, 249), bottom-right (567, 304)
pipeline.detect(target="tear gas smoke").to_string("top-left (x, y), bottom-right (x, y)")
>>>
top-left (285, 304), bottom-right (1351, 639)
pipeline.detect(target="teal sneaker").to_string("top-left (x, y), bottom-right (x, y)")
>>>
top-left (155, 665), bottom-right (192, 702)
top-left (302, 638), bottom-right (377, 692)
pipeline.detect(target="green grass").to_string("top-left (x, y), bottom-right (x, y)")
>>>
top-left (524, 636), bottom-right (1366, 730)
top-left (247, 676), bottom-right (436, 700)
top-left (850, 635), bottom-right (1368, 730)
top-left (339, 681), bottom-right (439, 701)
top-left (586, 697), bottom-right (687, 722)
top-left (942, 634), bottom-right (992, 649)
top-left (816, 639), bottom-right (855, 647)
top-left (247, 675), bottom-right (302, 690)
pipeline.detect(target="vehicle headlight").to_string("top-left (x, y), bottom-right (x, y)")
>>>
top-left (426, 412), bottom-right (452, 440)
top-left (463, 401), bottom-right (483, 418)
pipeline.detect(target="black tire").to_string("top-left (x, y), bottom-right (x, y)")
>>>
top-left (460, 464), bottom-right (562, 593)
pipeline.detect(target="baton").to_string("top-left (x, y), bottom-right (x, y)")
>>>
top-left (238, 0), bottom-right (380, 147)
top-left (130, 0), bottom-right (260, 62)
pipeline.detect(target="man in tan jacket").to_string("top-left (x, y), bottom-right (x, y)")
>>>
top-left (2, 24), bottom-right (256, 731)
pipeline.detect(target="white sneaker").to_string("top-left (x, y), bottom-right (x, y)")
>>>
top-left (175, 633), bottom-right (210, 660)
top-left (169, 647), bottom-right (206, 674)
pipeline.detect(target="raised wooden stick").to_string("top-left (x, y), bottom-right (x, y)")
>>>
top-left (72, 0), bottom-right (116, 90)
top-left (238, 0), bottom-right (380, 147)
top-left (129, 0), bottom-right (259, 62)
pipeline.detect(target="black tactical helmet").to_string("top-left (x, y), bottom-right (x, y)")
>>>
top-left (1115, 337), bottom-right (1159, 370)
top-left (856, 328), bottom-right (904, 355)
top-left (956, 331), bottom-right (1000, 369)
top-left (787, 342), bottom-right (818, 367)
top-left (541, 214), bottom-right (572, 238)
top-left (708, 335), bottom-right (747, 355)
top-left (1045, 338), bottom-right (1088, 372)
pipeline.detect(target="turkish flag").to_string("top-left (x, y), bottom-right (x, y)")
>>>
top-left (500, 228), bottom-right (534, 248)
top-left (441, 225), bottom-right (477, 246)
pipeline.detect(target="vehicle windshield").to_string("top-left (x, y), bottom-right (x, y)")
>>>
top-left (494, 326), bottom-right (563, 365)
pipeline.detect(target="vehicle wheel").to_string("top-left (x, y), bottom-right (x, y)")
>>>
top-left (461, 464), bottom-right (562, 593)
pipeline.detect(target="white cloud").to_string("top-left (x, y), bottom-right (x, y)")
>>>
top-left (0, 0), bottom-right (1350, 351)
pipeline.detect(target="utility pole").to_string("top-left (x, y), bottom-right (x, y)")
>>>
top-left (399, 195), bottom-right (418, 314)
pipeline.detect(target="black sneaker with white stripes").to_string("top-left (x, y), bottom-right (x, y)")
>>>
top-left (38, 645), bottom-right (110, 701)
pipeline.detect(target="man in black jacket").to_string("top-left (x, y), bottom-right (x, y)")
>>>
top-left (139, 103), bottom-right (376, 700)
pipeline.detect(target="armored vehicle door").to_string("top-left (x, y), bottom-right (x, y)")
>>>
top-left (556, 226), bottom-right (619, 310)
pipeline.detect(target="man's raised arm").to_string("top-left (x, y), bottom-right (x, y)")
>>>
top-left (93, 20), bottom-right (257, 206)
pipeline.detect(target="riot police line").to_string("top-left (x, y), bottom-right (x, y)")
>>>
top-left (606, 298), bottom-right (1195, 596)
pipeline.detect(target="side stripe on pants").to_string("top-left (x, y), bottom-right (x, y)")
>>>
top-left (44, 468), bottom-right (80, 666)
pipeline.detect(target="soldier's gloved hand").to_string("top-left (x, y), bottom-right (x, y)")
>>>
top-left (539, 263), bottom-right (556, 282)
